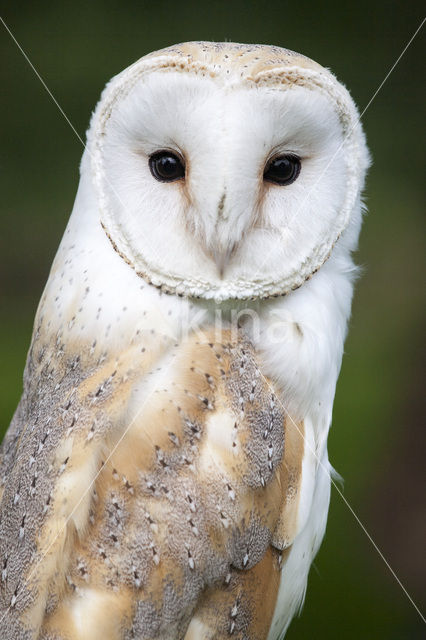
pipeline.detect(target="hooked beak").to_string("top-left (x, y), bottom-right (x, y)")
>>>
top-left (212, 243), bottom-right (236, 279)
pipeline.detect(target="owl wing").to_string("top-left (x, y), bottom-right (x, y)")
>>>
top-left (0, 327), bottom-right (305, 640)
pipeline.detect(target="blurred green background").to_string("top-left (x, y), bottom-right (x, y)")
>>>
top-left (1, 2), bottom-right (425, 637)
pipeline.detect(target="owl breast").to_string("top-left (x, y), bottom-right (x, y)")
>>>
top-left (0, 323), bottom-right (304, 640)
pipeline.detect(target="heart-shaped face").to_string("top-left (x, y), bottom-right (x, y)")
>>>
top-left (87, 42), bottom-right (369, 301)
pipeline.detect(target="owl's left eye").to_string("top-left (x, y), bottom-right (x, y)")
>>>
top-left (149, 151), bottom-right (185, 182)
top-left (264, 154), bottom-right (301, 186)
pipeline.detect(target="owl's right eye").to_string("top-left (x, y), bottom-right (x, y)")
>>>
top-left (263, 154), bottom-right (301, 186)
top-left (149, 151), bottom-right (185, 182)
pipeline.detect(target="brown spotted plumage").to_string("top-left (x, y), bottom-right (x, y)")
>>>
top-left (1, 320), bottom-right (303, 639)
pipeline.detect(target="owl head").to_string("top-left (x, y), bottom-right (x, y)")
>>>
top-left (78, 42), bottom-right (369, 303)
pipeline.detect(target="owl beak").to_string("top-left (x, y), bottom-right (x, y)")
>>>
top-left (212, 243), bottom-right (236, 279)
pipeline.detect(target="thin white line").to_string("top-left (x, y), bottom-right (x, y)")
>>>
top-left (357, 17), bottom-right (425, 121)
top-left (0, 14), bottom-right (170, 278)
top-left (256, 368), bottom-right (426, 623)
top-left (250, 16), bottom-right (425, 282)
top-left (0, 16), bottom-right (86, 147)
top-left (330, 477), bottom-right (426, 623)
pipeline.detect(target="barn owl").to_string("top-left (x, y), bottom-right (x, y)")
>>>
top-left (0, 42), bottom-right (369, 639)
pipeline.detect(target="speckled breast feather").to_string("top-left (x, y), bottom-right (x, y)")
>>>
top-left (0, 320), bottom-right (304, 639)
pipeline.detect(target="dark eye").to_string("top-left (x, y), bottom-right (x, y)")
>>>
top-left (264, 154), bottom-right (301, 186)
top-left (149, 151), bottom-right (185, 182)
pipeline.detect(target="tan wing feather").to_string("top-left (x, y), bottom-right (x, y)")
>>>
top-left (0, 326), bottom-right (304, 640)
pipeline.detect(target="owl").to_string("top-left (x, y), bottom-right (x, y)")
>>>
top-left (0, 42), bottom-right (369, 639)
